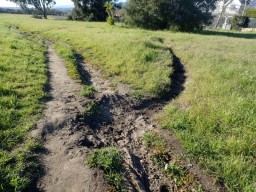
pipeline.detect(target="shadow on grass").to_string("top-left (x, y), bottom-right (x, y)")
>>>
top-left (195, 30), bottom-right (256, 39)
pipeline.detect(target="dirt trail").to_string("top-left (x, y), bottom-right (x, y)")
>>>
top-left (31, 45), bottom-right (108, 192)
top-left (31, 44), bottom-right (221, 192)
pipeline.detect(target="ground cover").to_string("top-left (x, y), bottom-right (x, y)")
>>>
top-left (0, 22), bottom-right (47, 191)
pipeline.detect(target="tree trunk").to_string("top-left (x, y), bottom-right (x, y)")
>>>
top-left (214, 1), bottom-right (225, 29)
top-left (42, 0), bottom-right (47, 19)
top-left (242, 0), bottom-right (248, 16)
top-left (215, 13), bottom-right (222, 28)
top-left (214, 0), bottom-right (233, 29)
top-left (43, 12), bottom-right (47, 19)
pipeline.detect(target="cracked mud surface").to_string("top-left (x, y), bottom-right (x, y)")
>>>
top-left (31, 44), bottom-right (221, 192)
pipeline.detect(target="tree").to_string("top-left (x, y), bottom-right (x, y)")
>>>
top-left (70, 0), bottom-right (116, 21)
top-left (214, 0), bottom-right (233, 28)
top-left (125, 0), bottom-right (215, 31)
top-left (104, 2), bottom-right (114, 18)
top-left (9, 0), bottom-right (55, 19)
top-left (241, 0), bottom-right (256, 15)
top-left (245, 7), bottom-right (256, 17)
top-left (214, 0), bottom-right (256, 28)
top-left (104, 2), bottom-right (115, 25)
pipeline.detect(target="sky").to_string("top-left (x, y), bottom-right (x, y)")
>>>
top-left (0, 0), bottom-right (74, 7)
top-left (0, 0), bottom-right (126, 7)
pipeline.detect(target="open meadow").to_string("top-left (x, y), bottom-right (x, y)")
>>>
top-left (0, 14), bottom-right (255, 191)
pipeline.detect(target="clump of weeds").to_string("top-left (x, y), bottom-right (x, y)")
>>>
top-left (143, 132), bottom-right (169, 166)
top-left (80, 85), bottom-right (95, 98)
top-left (87, 147), bottom-right (125, 191)
top-left (143, 132), bottom-right (203, 191)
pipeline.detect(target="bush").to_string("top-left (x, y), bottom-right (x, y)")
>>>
top-left (231, 16), bottom-right (250, 30)
top-left (125, 0), bottom-right (213, 31)
top-left (106, 16), bottom-right (115, 25)
top-left (245, 8), bottom-right (256, 18)
top-left (32, 14), bottom-right (42, 19)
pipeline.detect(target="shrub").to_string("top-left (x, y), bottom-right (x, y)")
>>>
top-left (125, 0), bottom-right (213, 31)
top-left (32, 14), bottom-right (42, 19)
top-left (106, 16), bottom-right (115, 25)
top-left (245, 8), bottom-right (256, 18)
top-left (231, 16), bottom-right (250, 30)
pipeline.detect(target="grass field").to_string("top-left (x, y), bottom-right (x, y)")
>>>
top-left (0, 15), bottom-right (172, 98)
top-left (0, 14), bottom-right (255, 191)
top-left (0, 21), bottom-right (47, 191)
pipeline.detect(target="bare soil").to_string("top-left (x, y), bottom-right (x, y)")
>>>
top-left (30, 44), bottom-right (221, 192)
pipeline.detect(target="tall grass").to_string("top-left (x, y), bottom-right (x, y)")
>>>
top-left (0, 22), bottom-right (46, 191)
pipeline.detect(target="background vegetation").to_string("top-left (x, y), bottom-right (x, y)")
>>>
top-left (69, 0), bottom-right (116, 21)
top-left (125, 0), bottom-right (215, 31)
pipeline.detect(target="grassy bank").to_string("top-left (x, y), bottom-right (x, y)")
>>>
top-left (0, 22), bottom-right (47, 191)
top-left (0, 14), bottom-right (255, 191)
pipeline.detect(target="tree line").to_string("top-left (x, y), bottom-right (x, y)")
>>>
top-left (8, 0), bottom-right (256, 31)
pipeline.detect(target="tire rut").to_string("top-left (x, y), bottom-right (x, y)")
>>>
top-left (31, 44), bottom-right (221, 192)
top-left (31, 45), bottom-right (108, 192)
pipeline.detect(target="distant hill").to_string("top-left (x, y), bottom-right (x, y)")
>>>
top-left (52, 5), bottom-right (73, 13)
top-left (0, 6), bottom-right (20, 9)
top-left (0, 5), bottom-right (74, 14)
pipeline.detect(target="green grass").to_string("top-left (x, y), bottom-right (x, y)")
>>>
top-left (87, 147), bottom-right (124, 191)
top-left (54, 43), bottom-right (96, 98)
top-left (80, 85), bottom-right (95, 97)
top-left (53, 43), bottom-right (82, 82)
top-left (0, 14), bottom-right (172, 98)
top-left (143, 132), bottom-right (168, 166)
top-left (0, 14), bottom-right (255, 191)
top-left (0, 22), bottom-right (47, 191)
top-left (143, 132), bottom-right (202, 191)
top-left (159, 33), bottom-right (256, 191)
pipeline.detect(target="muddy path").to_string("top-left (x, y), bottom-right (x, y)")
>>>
top-left (31, 44), bottom-right (221, 192)
top-left (31, 45), bottom-right (108, 192)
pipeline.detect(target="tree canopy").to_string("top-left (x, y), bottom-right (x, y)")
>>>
top-left (125, 0), bottom-right (216, 31)
top-left (245, 7), bottom-right (256, 17)
top-left (9, 0), bottom-right (55, 19)
top-left (70, 0), bottom-right (116, 21)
